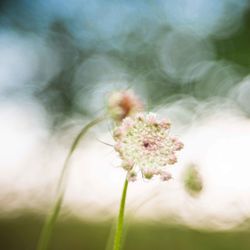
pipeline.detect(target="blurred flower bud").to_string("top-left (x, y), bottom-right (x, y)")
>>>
top-left (107, 90), bottom-right (143, 123)
top-left (159, 171), bottom-right (172, 181)
top-left (183, 164), bottom-right (203, 197)
top-left (127, 170), bottom-right (137, 182)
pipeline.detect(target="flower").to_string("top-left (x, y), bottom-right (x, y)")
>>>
top-left (107, 90), bottom-right (143, 123)
top-left (113, 113), bottom-right (183, 181)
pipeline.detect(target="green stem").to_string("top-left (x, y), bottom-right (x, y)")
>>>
top-left (113, 177), bottom-right (129, 250)
top-left (36, 116), bottom-right (105, 250)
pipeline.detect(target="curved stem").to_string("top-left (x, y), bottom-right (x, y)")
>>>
top-left (36, 116), bottom-right (106, 250)
top-left (113, 177), bottom-right (129, 250)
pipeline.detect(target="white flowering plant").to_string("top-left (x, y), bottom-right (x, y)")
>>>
top-left (36, 89), bottom-right (183, 250)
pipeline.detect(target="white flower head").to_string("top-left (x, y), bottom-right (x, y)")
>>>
top-left (113, 113), bottom-right (184, 181)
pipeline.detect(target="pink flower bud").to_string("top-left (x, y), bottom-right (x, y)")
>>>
top-left (172, 137), bottom-right (184, 151)
top-left (160, 119), bottom-right (171, 129)
top-left (167, 154), bottom-right (177, 165)
top-left (142, 168), bottom-right (155, 179)
top-left (146, 113), bottom-right (157, 125)
top-left (107, 90), bottom-right (143, 123)
top-left (127, 171), bottom-right (137, 182)
top-left (122, 160), bottom-right (134, 171)
top-left (160, 171), bottom-right (172, 181)
top-left (113, 128), bottom-right (122, 140)
top-left (114, 142), bottom-right (122, 153)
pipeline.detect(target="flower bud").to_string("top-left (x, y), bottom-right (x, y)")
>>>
top-left (167, 154), bottom-right (177, 165)
top-left (127, 171), bottom-right (137, 182)
top-left (107, 90), bottom-right (143, 123)
top-left (159, 171), bottom-right (172, 181)
top-left (122, 160), bottom-right (134, 171)
top-left (142, 168), bottom-right (155, 179)
top-left (172, 137), bottom-right (184, 151)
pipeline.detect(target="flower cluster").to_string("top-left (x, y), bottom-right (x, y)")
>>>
top-left (113, 113), bottom-right (183, 181)
top-left (107, 90), bottom-right (143, 123)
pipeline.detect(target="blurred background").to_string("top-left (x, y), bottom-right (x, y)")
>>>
top-left (1, 0), bottom-right (250, 249)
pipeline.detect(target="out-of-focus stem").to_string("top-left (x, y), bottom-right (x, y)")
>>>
top-left (36, 116), bottom-right (106, 250)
